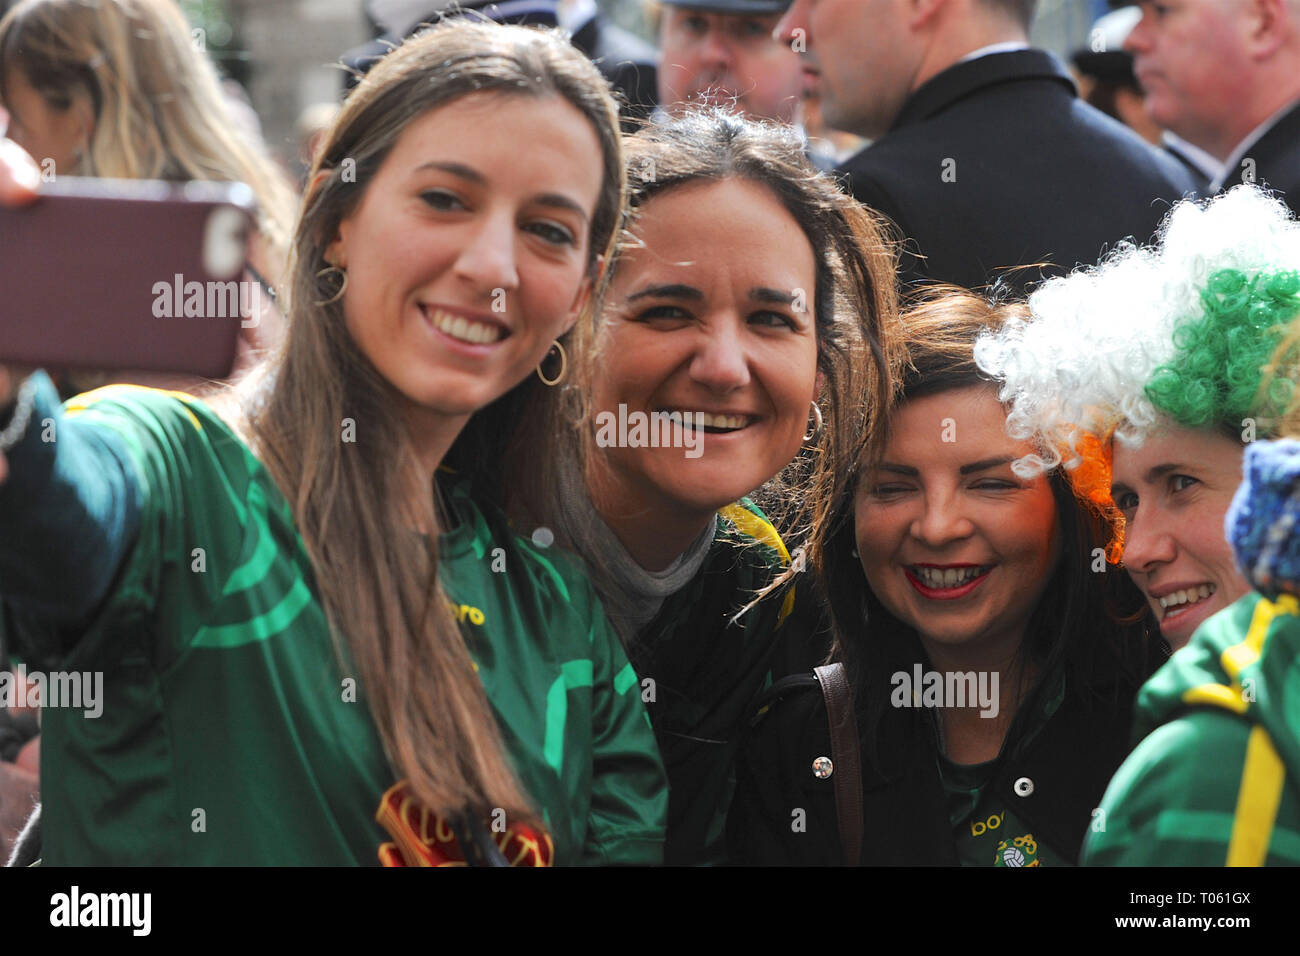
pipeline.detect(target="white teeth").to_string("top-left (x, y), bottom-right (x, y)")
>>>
top-left (913, 566), bottom-right (987, 589)
top-left (659, 411), bottom-right (750, 430)
top-left (427, 308), bottom-right (502, 345)
top-left (1158, 583), bottom-right (1216, 612)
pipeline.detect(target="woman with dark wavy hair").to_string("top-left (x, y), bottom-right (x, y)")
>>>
top-left (730, 288), bottom-right (1162, 866)
top-left (517, 108), bottom-right (901, 865)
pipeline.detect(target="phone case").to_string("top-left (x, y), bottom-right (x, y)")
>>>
top-left (0, 177), bottom-right (259, 379)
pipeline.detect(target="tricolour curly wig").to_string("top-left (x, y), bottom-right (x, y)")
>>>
top-left (974, 185), bottom-right (1300, 561)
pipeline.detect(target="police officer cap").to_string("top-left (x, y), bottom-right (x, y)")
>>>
top-left (659, 0), bottom-right (792, 13)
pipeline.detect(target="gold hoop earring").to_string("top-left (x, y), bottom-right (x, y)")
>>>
top-left (537, 340), bottom-right (567, 387)
top-left (315, 265), bottom-right (348, 306)
top-left (803, 401), bottom-right (824, 442)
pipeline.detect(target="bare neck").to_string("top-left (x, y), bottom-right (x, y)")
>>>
top-left (585, 456), bottom-right (717, 571)
top-left (911, 18), bottom-right (1029, 93)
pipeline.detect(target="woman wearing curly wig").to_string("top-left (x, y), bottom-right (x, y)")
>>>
top-left (0, 20), bottom-right (665, 866)
top-left (977, 186), bottom-right (1300, 654)
top-left (977, 186), bottom-right (1300, 866)
top-left (729, 289), bottom-right (1161, 866)
top-left (517, 110), bottom-right (900, 865)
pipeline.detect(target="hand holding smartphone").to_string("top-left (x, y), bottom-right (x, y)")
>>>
top-left (0, 174), bottom-right (258, 379)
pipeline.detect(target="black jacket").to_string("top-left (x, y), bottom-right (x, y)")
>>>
top-left (1214, 98), bottom-right (1300, 215)
top-left (727, 672), bottom-right (1142, 865)
top-left (837, 49), bottom-right (1200, 295)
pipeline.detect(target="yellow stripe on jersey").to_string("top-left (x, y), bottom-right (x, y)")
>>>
top-left (1181, 683), bottom-right (1250, 715)
top-left (65, 384), bottom-right (204, 433)
top-left (1226, 724), bottom-right (1286, 866)
top-left (718, 503), bottom-right (795, 627)
top-left (1223, 593), bottom-right (1299, 682)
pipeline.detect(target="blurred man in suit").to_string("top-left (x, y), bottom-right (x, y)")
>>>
top-left (1124, 0), bottom-right (1300, 211)
top-left (776, 0), bottom-right (1198, 293)
top-left (344, 1), bottom-right (657, 125)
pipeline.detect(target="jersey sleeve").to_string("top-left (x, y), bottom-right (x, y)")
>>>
top-left (0, 373), bottom-right (142, 662)
top-left (1082, 712), bottom-right (1260, 866)
top-left (2, 376), bottom-right (251, 670)
top-left (580, 605), bottom-right (667, 866)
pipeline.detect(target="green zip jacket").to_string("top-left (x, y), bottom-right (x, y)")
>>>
top-left (1083, 591), bottom-right (1300, 865)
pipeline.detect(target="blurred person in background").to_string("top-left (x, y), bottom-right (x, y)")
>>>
top-left (775, 0), bottom-right (1198, 295)
top-left (649, 0), bottom-right (802, 124)
top-left (0, 0), bottom-right (298, 384)
top-left (1071, 4), bottom-right (1215, 188)
top-left (1123, 0), bottom-right (1300, 211)
top-left (344, 0), bottom-right (658, 126)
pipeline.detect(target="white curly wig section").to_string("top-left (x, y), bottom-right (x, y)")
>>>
top-left (973, 185), bottom-right (1300, 478)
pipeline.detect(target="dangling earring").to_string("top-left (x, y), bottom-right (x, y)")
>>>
top-left (315, 264), bottom-right (348, 306)
top-left (803, 400), bottom-right (824, 442)
top-left (537, 340), bottom-right (567, 386)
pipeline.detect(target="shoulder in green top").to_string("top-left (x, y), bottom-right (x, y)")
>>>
top-left (33, 384), bottom-right (665, 865)
top-left (1083, 591), bottom-right (1300, 866)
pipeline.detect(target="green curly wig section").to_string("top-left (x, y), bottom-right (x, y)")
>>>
top-left (1144, 269), bottom-right (1300, 431)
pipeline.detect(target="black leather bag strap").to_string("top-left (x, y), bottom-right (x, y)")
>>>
top-left (814, 662), bottom-right (863, 866)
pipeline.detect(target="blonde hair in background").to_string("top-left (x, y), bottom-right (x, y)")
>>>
top-left (0, 0), bottom-right (296, 268)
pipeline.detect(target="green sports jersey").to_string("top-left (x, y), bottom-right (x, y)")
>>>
top-left (1083, 592), bottom-right (1300, 866)
top-left (5, 379), bottom-right (665, 865)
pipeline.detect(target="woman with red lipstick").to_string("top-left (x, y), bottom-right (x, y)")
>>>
top-left (517, 109), bottom-right (900, 865)
top-left (729, 289), bottom-right (1162, 866)
top-left (0, 21), bottom-right (667, 865)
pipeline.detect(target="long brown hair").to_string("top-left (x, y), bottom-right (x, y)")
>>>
top-left (236, 21), bottom-right (625, 823)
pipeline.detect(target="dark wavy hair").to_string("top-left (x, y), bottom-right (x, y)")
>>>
top-left (820, 287), bottom-right (1162, 775)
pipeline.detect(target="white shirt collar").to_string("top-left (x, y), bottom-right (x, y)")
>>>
top-left (1162, 131), bottom-right (1223, 182)
top-left (1212, 96), bottom-right (1300, 191)
top-left (957, 41), bottom-right (1030, 64)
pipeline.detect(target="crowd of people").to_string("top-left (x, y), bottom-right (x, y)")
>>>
top-left (1, 0), bottom-right (1299, 868)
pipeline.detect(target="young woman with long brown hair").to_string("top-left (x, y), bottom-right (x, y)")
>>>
top-left (0, 20), bottom-right (665, 866)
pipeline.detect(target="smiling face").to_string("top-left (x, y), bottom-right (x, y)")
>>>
top-left (591, 176), bottom-right (820, 521)
top-left (657, 9), bottom-right (804, 122)
top-left (776, 0), bottom-right (921, 139)
top-left (325, 91), bottom-right (602, 426)
top-left (855, 385), bottom-right (1060, 660)
top-left (1110, 423), bottom-right (1252, 649)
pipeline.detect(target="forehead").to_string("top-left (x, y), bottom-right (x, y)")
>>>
top-left (615, 178), bottom-right (815, 281)
top-left (882, 385), bottom-right (1028, 460)
top-left (1111, 424), bottom-right (1245, 482)
top-left (381, 91), bottom-right (603, 193)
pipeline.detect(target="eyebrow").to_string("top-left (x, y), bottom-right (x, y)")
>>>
top-left (626, 283), bottom-right (704, 303)
top-left (625, 285), bottom-right (801, 305)
top-left (959, 456), bottom-right (1016, 476)
top-left (875, 456), bottom-right (1017, 478)
top-left (1112, 463), bottom-right (1188, 497)
top-left (414, 161), bottom-right (589, 223)
top-left (1144, 463), bottom-right (1186, 483)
